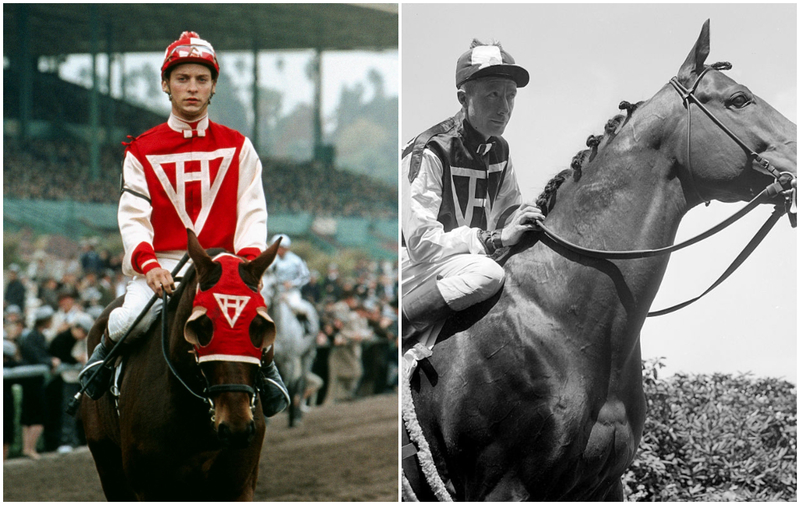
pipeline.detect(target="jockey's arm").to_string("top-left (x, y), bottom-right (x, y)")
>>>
top-left (145, 267), bottom-right (175, 297)
top-left (232, 137), bottom-right (268, 260)
top-left (402, 149), bottom-right (488, 263)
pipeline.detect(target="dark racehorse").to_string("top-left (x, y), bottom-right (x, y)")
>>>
top-left (80, 231), bottom-right (280, 500)
top-left (403, 21), bottom-right (796, 501)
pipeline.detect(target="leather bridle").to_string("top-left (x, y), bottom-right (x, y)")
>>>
top-left (537, 65), bottom-right (796, 317)
top-left (669, 63), bottom-right (791, 200)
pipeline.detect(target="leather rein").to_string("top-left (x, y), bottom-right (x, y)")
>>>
top-left (160, 264), bottom-right (259, 421)
top-left (537, 66), bottom-right (797, 317)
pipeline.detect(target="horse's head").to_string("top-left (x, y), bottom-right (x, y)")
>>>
top-left (670, 20), bottom-right (796, 205)
top-left (183, 230), bottom-right (280, 447)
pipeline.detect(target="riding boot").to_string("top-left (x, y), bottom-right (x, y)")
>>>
top-left (78, 333), bottom-right (114, 400)
top-left (258, 360), bottom-right (290, 418)
top-left (402, 281), bottom-right (455, 341)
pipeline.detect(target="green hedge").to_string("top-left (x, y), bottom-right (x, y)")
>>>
top-left (623, 359), bottom-right (797, 501)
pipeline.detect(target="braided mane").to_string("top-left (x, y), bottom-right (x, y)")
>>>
top-left (535, 62), bottom-right (733, 216)
top-left (535, 100), bottom-right (644, 216)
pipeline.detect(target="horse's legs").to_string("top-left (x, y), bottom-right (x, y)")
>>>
top-left (87, 439), bottom-right (137, 501)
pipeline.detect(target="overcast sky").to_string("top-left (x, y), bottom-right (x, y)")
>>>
top-left (401, 3), bottom-right (797, 382)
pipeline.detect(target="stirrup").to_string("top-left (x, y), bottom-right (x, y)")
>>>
top-left (78, 337), bottom-right (113, 400)
top-left (259, 362), bottom-right (290, 417)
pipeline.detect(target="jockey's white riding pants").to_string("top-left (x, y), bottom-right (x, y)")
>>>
top-left (107, 257), bottom-right (190, 343)
top-left (283, 289), bottom-right (313, 317)
top-left (401, 248), bottom-right (505, 312)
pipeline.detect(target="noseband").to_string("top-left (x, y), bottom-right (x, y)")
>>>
top-left (668, 63), bottom-right (793, 203)
top-left (161, 285), bottom-right (259, 423)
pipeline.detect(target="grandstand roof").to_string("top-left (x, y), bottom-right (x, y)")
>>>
top-left (4, 4), bottom-right (397, 57)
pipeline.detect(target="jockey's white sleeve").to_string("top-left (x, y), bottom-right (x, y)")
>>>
top-left (118, 151), bottom-right (155, 277)
top-left (402, 148), bottom-right (487, 264)
top-left (233, 137), bottom-right (268, 255)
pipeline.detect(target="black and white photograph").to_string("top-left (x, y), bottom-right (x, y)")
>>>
top-left (400, 3), bottom-right (796, 501)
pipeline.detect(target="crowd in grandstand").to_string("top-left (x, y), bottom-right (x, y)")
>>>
top-left (3, 237), bottom-right (398, 460)
top-left (3, 136), bottom-right (397, 218)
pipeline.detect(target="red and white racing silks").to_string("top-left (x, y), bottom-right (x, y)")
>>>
top-left (119, 113), bottom-right (267, 277)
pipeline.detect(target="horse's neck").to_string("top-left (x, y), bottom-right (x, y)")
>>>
top-left (511, 92), bottom-right (690, 352)
top-left (168, 277), bottom-right (197, 363)
top-left (549, 94), bottom-right (688, 252)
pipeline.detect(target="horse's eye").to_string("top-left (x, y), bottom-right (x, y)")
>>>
top-left (185, 313), bottom-right (214, 347)
top-left (728, 92), bottom-right (751, 109)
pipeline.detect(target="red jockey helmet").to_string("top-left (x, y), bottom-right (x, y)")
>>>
top-left (162, 31), bottom-right (219, 80)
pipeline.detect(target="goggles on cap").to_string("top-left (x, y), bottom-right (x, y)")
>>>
top-left (162, 32), bottom-right (219, 79)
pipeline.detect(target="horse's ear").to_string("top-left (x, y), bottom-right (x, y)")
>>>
top-left (678, 19), bottom-right (710, 82)
top-left (186, 229), bottom-right (214, 280)
top-left (245, 238), bottom-right (281, 280)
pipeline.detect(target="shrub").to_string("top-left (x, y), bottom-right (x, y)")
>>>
top-left (623, 358), bottom-right (796, 501)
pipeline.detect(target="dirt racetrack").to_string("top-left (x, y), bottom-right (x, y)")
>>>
top-left (3, 393), bottom-right (399, 501)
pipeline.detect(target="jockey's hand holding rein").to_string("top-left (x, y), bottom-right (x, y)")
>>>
top-left (501, 203), bottom-right (544, 246)
top-left (146, 267), bottom-right (176, 297)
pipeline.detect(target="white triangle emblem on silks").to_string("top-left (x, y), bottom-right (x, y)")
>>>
top-left (146, 148), bottom-right (236, 235)
top-left (213, 293), bottom-right (251, 328)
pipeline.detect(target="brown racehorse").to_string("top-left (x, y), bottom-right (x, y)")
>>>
top-left (403, 21), bottom-right (796, 501)
top-left (80, 230), bottom-right (280, 500)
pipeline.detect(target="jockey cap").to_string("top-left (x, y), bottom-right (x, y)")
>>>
top-left (162, 31), bottom-right (219, 80)
top-left (456, 43), bottom-right (529, 88)
top-left (271, 234), bottom-right (291, 248)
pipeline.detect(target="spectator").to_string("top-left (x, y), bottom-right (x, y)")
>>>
top-left (37, 277), bottom-right (60, 311)
top-left (49, 288), bottom-right (83, 341)
top-left (322, 264), bottom-right (343, 301)
top-left (80, 238), bottom-right (105, 276)
top-left (5, 264), bottom-right (27, 313)
top-left (26, 250), bottom-right (53, 285)
top-left (301, 270), bottom-right (323, 305)
top-left (18, 305), bottom-right (60, 460)
top-left (5, 304), bottom-right (24, 326)
top-left (48, 312), bottom-right (92, 453)
top-left (325, 291), bottom-right (372, 403)
top-left (4, 326), bottom-right (22, 460)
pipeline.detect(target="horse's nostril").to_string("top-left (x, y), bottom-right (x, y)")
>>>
top-left (217, 422), bottom-right (231, 442)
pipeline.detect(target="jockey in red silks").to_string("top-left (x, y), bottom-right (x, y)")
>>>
top-left (79, 31), bottom-right (289, 417)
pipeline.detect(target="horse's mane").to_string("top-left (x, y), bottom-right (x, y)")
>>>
top-left (535, 62), bottom-right (734, 216)
top-left (534, 100), bottom-right (644, 216)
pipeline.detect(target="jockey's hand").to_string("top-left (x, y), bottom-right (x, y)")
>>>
top-left (146, 267), bottom-right (175, 297)
top-left (501, 204), bottom-right (544, 246)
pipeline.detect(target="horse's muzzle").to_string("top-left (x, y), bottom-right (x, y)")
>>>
top-left (217, 419), bottom-right (257, 448)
